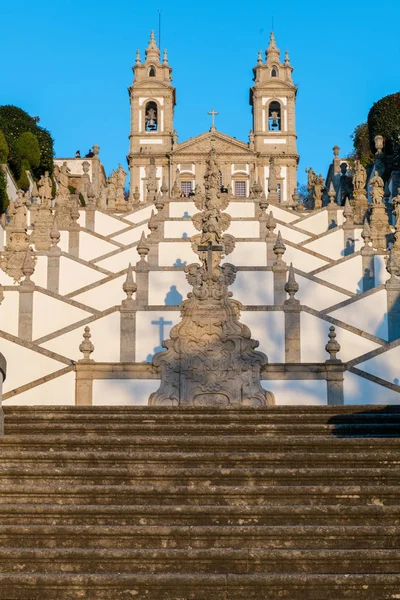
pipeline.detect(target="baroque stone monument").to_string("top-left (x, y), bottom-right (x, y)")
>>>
top-left (149, 148), bottom-right (275, 407)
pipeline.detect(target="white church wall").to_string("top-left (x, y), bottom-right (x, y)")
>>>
top-left (230, 271), bottom-right (274, 305)
top-left (31, 256), bottom-right (48, 289)
top-left (275, 224), bottom-right (310, 244)
top-left (226, 203), bottom-right (255, 218)
top-left (229, 242), bottom-right (267, 266)
top-left (112, 223), bottom-right (148, 245)
top-left (296, 211), bottom-right (329, 235)
top-left (264, 380), bottom-right (327, 405)
top-left (41, 311), bottom-right (121, 362)
top-left (136, 310), bottom-right (178, 362)
top-left (344, 371), bottom-right (400, 405)
top-left (148, 271), bottom-right (191, 305)
top-left (95, 248), bottom-right (138, 272)
top-left (4, 371), bottom-right (75, 406)
top-left (374, 255), bottom-right (388, 286)
top-left (0, 268), bottom-right (17, 286)
top-left (93, 380), bottom-right (159, 405)
top-left (0, 292), bottom-right (19, 336)
top-left (303, 229), bottom-right (345, 260)
top-left (74, 275), bottom-right (126, 311)
top-left (357, 344), bottom-right (400, 386)
top-left (32, 292), bottom-right (92, 340)
top-left (300, 312), bottom-right (380, 363)
top-left (59, 257), bottom-right (106, 295)
top-left (164, 221), bottom-right (197, 238)
top-left (169, 202), bottom-right (197, 218)
top-left (228, 221), bottom-right (260, 238)
top-left (314, 256), bottom-right (363, 294)
top-left (79, 232), bottom-right (118, 262)
top-left (125, 205), bottom-right (154, 224)
top-left (94, 212), bottom-right (129, 236)
top-left (241, 310), bottom-right (285, 362)
top-left (158, 242), bottom-right (195, 267)
top-left (0, 337), bottom-right (67, 394)
top-left (269, 206), bottom-right (298, 224)
top-left (59, 231), bottom-right (69, 253)
top-left (283, 245), bottom-right (328, 271)
top-left (296, 275), bottom-right (349, 311)
top-left (328, 289), bottom-right (388, 341)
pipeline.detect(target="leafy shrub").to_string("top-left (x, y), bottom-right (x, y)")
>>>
top-left (16, 132), bottom-right (40, 168)
top-left (350, 122), bottom-right (374, 168)
top-left (0, 166), bottom-right (9, 213)
top-left (18, 159), bottom-right (30, 191)
top-left (0, 131), bottom-right (8, 164)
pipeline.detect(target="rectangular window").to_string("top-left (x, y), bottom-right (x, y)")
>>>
top-left (234, 181), bottom-right (246, 197)
top-left (181, 181), bottom-right (192, 197)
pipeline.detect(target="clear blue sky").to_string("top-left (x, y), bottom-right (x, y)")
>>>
top-left (2, 0), bottom-right (399, 186)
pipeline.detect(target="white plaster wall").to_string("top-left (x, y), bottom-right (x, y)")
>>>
top-left (164, 221), bottom-right (197, 238)
top-left (5, 166), bottom-right (18, 201)
top-left (94, 212), bottom-right (128, 236)
top-left (357, 345), bottom-right (400, 386)
top-left (229, 242), bottom-right (267, 267)
top-left (79, 232), bottom-right (118, 262)
top-left (264, 380), bottom-right (327, 405)
top-left (296, 211), bottom-right (328, 235)
top-left (0, 268), bottom-right (17, 286)
top-left (136, 310), bottom-right (178, 362)
top-left (42, 312), bottom-right (121, 362)
top-left (228, 221), bottom-right (259, 238)
top-left (303, 229), bottom-right (345, 260)
top-left (148, 272), bottom-right (191, 305)
top-left (93, 379), bottom-right (159, 405)
top-left (169, 202), bottom-right (197, 218)
top-left (95, 248), bottom-right (138, 272)
top-left (269, 206), bottom-right (298, 224)
top-left (374, 255), bottom-right (388, 286)
top-left (300, 312), bottom-right (380, 363)
top-left (125, 205), bottom-right (154, 224)
top-left (354, 229), bottom-right (363, 253)
top-left (74, 275), bottom-right (126, 311)
top-left (59, 231), bottom-right (69, 253)
top-left (284, 246), bottom-right (328, 272)
top-left (0, 291), bottom-right (19, 336)
top-left (329, 289), bottom-right (388, 340)
top-left (226, 202), bottom-right (255, 218)
top-left (276, 224), bottom-right (310, 244)
top-left (4, 371), bottom-right (75, 406)
top-left (296, 275), bottom-right (349, 311)
top-left (241, 310), bottom-right (284, 362)
top-left (54, 159), bottom-right (93, 179)
top-left (315, 256), bottom-right (363, 294)
top-left (158, 242), bottom-right (195, 267)
top-left (32, 256), bottom-right (48, 289)
top-left (59, 257), bottom-right (105, 295)
top-left (32, 292), bottom-right (91, 340)
top-left (230, 271), bottom-right (274, 305)
top-left (344, 371), bottom-right (400, 405)
top-left (0, 337), bottom-right (67, 394)
top-left (111, 223), bottom-right (148, 245)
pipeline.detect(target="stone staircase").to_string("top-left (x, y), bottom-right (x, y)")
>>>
top-left (0, 405), bottom-right (399, 599)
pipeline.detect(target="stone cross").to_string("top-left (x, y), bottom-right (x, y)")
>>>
top-left (208, 108), bottom-right (219, 131)
top-left (198, 240), bottom-right (224, 275)
top-left (151, 316), bottom-right (173, 347)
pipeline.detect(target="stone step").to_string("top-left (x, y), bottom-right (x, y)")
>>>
top-left (0, 503), bottom-right (395, 526)
top-left (0, 573), bottom-right (398, 600)
top-left (0, 524), bottom-right (397, 550)
top-left (0, 483), bottom-right (397, 506)
top-left (0, 465), bottom-right (398, 486)
top-left (5, 421), bottom-right (400, 436)
top-left (0, 449), bottom-right (396, 469)
top-left (0, 547), bottom-right (398, 574)
top-left (1, 434), bottom-right (400, 453)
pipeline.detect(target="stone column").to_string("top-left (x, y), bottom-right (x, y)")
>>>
top-left (120, 264), bottom-right (137, 361)
top-left (325, 326), bottom-right (344, 406)
top-left (272, 231), bottom-right (288, 304)
top-left (360, 218), bottom-right (375, 292)
top-left (18, 249), bottom-right (35, 341)
top-left (75, 326), bottom-right (94, 406)
top-left (283, 263), bottom-right (301, 363)
top-left (47, 218), bottom-right (61, 293)
top-left (385, 249), bottom-right (400, 342)
top-left (136, 232), bottom-right (150, 309)
top-left (327, 182), bottom-right (338, 229)
top-left (342, 199), bottom-right (355, 256)
top-left (85, 184), bottom-right (96, 232)
top-left (370, 201), bottom-right (389, 252)
top-left (68, 197), bottom-right (80, 257)
top-left (265, 211), bottom-right (277, 266)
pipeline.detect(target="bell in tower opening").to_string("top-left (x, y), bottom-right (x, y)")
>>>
top-left (268, 101), bottom-right (281, 131)
top-left (145, 101), bottom-right (158, 131)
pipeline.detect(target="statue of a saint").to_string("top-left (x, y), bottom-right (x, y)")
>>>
top-left (369, 170), bottom-right (385, 205)
top-left (353, 160), bottom-right (367, 191)
top-left (38, 171), bottom-right (52, 207)
top-left (313, 174), bottom-right (324, 208)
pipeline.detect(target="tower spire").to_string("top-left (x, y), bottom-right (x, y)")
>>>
top-left (145, 29), bottom-right (160, 64)
top-left (266, 31), bottom-right (280, 63)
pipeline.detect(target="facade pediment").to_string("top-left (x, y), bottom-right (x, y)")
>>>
top-left (173, 131), bottom-right (253, 156)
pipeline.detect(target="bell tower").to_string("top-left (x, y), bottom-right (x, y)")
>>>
top-left (250, 33), bottom-right (298, 203)
top-left (128, 31), bottom-right (176, 201)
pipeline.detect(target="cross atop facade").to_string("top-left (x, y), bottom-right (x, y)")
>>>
top-left (208, 108), bottom-right (219, 131)
top-left (198, 240), bottom-right (224, 275)
top-left (151, 316), bottom-right (173, 347)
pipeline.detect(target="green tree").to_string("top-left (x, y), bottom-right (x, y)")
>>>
top-left (0, 131), bottom-right (8, 164)
top-left (349, 122), bottom-right (374, 168)
top-left (0, 167), bottom-right (8, 213)
top-left (16, 131), bottom-right (41, 168)
top-left (368, 92), bottom-right (400, 167)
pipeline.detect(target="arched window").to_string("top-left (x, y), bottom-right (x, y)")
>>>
top-left (268, 101), bottom-right (281, 131)
top-left (271, 66), bottom-right (278, 77)
top-left (145, 101), bottom-right (158, 131)
top-left (149, 66), bottom-right (156, 77)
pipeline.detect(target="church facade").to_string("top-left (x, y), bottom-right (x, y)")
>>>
top-left (128, 31), bottom-right (298, 205)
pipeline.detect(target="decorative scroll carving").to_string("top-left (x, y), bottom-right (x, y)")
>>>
top-left (149, 147), bottom-right (274, 407)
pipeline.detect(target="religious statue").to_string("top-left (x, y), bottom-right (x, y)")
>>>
top-left (54, 161), bottom-right (70, 198)
top-left (145, 156), bottom-right (158, 201)
top-left (38, 171), bottom-right (53, 207)
top-left (115, 164), bottom-right (127, 210)
top-left (107, 172), bottom-right (117, 210)
top-left (313, 174), bottom-right (325, 209)
top-left (353, 160), bottom-right (367, 191)
top-left (306, 167), bottom-right (317, 191)
top-left (369, 170), bottom-right (385, 205)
